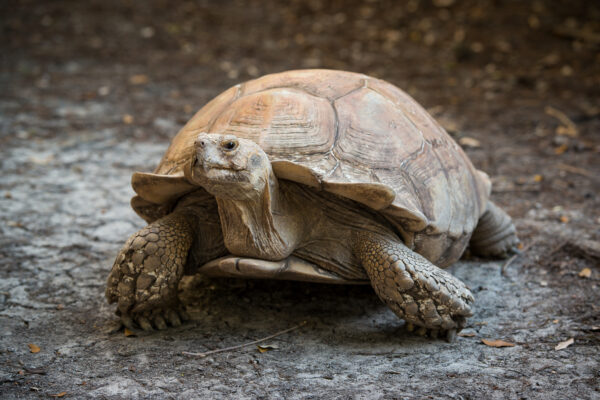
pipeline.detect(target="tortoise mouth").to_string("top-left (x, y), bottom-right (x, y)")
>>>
top-left (191, 163), bottom-right (264, 200)
top-left (191, 159), bottom-right (251, 186)
top-left (202, 167), bottom-right (249, 183)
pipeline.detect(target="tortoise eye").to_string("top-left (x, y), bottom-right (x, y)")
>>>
top-left (222, 139), bottom-right (238, 151)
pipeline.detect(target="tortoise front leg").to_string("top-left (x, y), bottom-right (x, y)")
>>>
top-left (106, 212), bottom-right (195, 330)
top-left (352, 232), bottom-right (474, 341)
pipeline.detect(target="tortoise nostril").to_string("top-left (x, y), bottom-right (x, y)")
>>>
top-left (198, 140), bottom-right (206, 148)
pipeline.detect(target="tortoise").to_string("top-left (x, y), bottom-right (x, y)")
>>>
top-left (106, 69), bottom-right (518, 340)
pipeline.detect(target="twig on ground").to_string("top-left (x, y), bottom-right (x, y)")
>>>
top-left (182, 321), bottom-right (308, 358)
top-left (557, 163), bottom-right (594, 178)
top-left (547, 239), bottom-right (570, 257)
top-left (492, 187), bottom-right (541, 193)
top-left (564, 240), bottom-right (600, 261)
top-left (544, 106), bottom-right (579, 137)
top-left (553, 27), bottom-right (600, 44)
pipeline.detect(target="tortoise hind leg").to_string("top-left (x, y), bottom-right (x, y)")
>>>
top-left (469, 201), bottom-right (519, 258)
top-left (352, 232), bottom-right (474, 341)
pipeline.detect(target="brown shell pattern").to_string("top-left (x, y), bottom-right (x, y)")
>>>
top-left (137, 69), bottom-right (491, 263)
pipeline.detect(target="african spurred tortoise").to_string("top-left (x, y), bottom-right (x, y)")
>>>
top-left (106, 69), bottom-right (518, 340)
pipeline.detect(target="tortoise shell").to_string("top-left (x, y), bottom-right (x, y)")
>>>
top-left (131, 69), bottom-right (491, 266)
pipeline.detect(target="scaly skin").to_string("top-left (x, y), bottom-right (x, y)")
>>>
top-left (353, 231), bottom-right (474, 341)
top-left (470, 201), bottom-right (519, 258)
top-left (106, 212), bottom-right (194, 330)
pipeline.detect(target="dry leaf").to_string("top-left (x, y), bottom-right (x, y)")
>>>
top-left (28, 343), bottom-right (41, 353)
top-left (122, 114), bottom-right (134, 124)
top-left (578, 268), bottom-right (591, 278)
top-left (533, 174), bottom-right (543, 182)
top-left (458, 137), bottom-right (481, 148)
top-left (555, 338), bottom-right (574, 350)
top-left (50, 392), bottom-right (67, 398)
top-left (554, 143), bottom-right (568, 155)
top-left (129, 74), bottom-right (149, 85)
top-left (556, 125), bottom-right (577, 137)
top-left (481, 339), bottom-right (515, 348)
top-left (559, 215), bottom-right (569, 223)
top-left (557, 163), bottom-right (593, 177)
top-left (256, 344), bottom-right (279, 353)
top-left (124, 328), bottom-right (136, 337)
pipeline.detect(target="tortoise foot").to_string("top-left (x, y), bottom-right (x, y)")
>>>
top-left (405, 322), bottom-right (460, 342)
top-left (119, 305), bottom-right (191, 331)
top-left (470, 201), bottom-right (519, 259)
top-left (354, 232), bottom-right (474, 334)
top-left (106, 212), bottom-right (194, 327)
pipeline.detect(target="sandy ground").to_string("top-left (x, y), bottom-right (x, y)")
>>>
top-left (1, 0), bottom-right (599, 398)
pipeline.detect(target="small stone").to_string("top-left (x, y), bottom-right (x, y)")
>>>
top-left (140, 26), bottom-right (155, 38)
top-left (98, 86), bottom-right (110, 96)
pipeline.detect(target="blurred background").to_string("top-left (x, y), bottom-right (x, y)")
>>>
top-left (1, 1), bottom-right (599, 398)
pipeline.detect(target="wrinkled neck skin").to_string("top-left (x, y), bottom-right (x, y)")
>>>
top-left (215, 166), bottom-right (304, 260)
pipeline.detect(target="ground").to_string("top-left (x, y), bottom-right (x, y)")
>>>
top-left (1, 0), bottom-right (599, 398)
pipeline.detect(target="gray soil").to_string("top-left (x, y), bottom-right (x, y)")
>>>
top-left (1, 0), bottom-right (599, 398)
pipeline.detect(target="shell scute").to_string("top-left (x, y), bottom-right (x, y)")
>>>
top-left (240, 69), bottom-right (366, 100)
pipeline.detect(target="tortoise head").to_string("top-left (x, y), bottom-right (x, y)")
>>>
top-left (186, 133), bottom-right (272, 200)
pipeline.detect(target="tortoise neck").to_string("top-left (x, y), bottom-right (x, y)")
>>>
top-left (215, 167), bottom-right (302, 260)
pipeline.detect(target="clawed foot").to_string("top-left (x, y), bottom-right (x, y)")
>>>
top-left (354, 232), bottom-right (475, 338)
top-left (106, 213), bottom-right (194, 332)
top-left (404, 321), bottom-right (462, 342)
top-left (118, 306), bottom-right (191, 331)
top-left (470, 201), bottom-right (519, 259)
top-left (481, 235), bottom-right (520, 259)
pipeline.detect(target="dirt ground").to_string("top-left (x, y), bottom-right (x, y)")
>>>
top-left (1, 0), bottom-right (599, 398)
